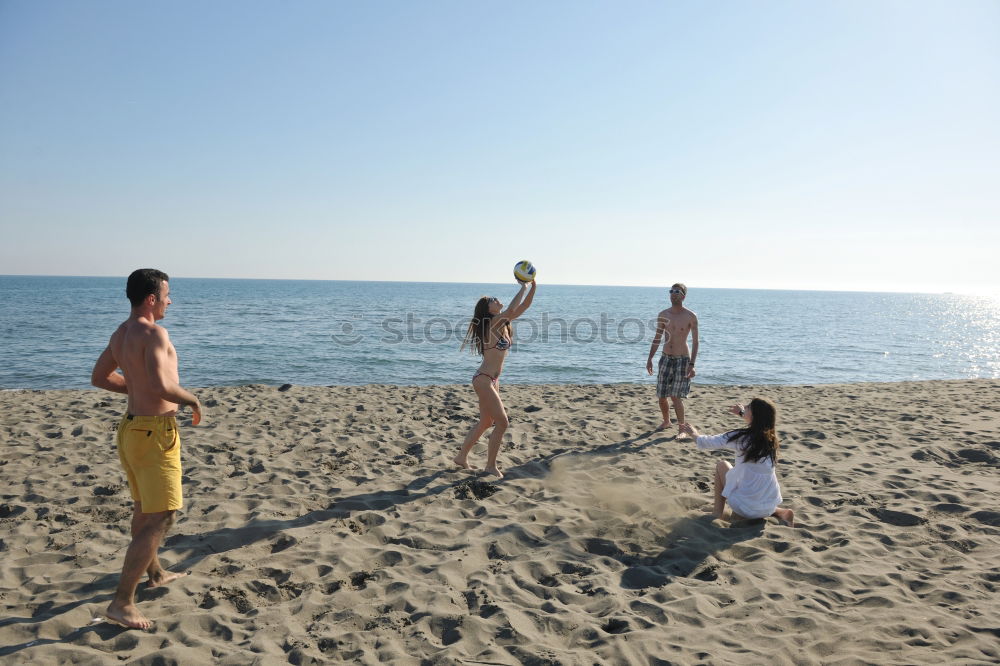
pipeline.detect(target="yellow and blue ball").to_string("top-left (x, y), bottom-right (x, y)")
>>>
top-left (514, 260), bottom-right (536, 282)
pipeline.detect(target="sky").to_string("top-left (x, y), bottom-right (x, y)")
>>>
top-left (1, 1), bottom-right (998, 294)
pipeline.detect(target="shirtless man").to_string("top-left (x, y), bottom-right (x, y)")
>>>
top-left (646, 283), bottom-right (699, 435)
top-left (91, 268), bottom-right (202, 630)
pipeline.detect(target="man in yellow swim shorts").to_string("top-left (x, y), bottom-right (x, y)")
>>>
top-left (91, 269), bottom-right (203, 630)
top-left (117, 414), bottom-right (183, 513)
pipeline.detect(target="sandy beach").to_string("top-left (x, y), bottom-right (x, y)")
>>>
top-left (1, 379), bottom-right (998, 664)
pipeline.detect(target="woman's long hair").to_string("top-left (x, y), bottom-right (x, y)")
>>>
top-left (726, 397), bottom-right (779, 464)
top-left (461, 297), bottom-right (510, 356)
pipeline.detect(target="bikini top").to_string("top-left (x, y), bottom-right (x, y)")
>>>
top-left (486, 335), bottom-right (511, 352)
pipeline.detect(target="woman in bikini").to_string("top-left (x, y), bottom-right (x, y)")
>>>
top-left (453, 277), bottom-right (536, 478)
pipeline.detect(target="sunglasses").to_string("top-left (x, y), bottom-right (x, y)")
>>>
top-left (669, 289), bottom-right (684, 295)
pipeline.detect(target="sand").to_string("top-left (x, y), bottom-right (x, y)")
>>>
top-left (1, 380), bottom-right (998, 665)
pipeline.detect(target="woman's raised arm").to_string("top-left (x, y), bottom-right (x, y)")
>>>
top-left (499, 280), bottom-right (536, 322)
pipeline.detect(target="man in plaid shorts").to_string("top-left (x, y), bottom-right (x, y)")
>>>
top-left (646, 283), bottom-right (699, 435)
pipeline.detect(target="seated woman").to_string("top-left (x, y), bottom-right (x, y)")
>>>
top-left (680, 398), bottom-right (794, 526)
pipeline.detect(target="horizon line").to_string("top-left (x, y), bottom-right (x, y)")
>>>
top-left (0, 273), bottom-right (986, 297)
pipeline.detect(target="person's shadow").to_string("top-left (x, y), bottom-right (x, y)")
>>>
top-left (0, 622), bottom-right (128, 658)
top-left (614, 515), bottom-right (765, 588)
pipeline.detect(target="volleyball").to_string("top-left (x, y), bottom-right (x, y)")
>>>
top-left (513, 260), bottom-right (536, 282)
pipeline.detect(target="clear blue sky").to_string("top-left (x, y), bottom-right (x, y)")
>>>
top-left (1, 1), bottom-right (998, 294)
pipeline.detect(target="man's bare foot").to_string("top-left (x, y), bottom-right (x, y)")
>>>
top-left (104, 602), bottom-right (153, 630)
top-left (148, 570), bottom-right (187, 588)
top-left (655, 421), bottom-right (671, 431)
top-left (772, 507), bottom-right (795, 527)
top-left (676, 424), bottom-right (691, 439)
top-left (484, 465), bottom-right (503, 479)
top-left (453, 455), bottom-right (476, 470)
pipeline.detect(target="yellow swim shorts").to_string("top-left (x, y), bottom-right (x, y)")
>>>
top-left (116, 414), bottom-right (183, 512)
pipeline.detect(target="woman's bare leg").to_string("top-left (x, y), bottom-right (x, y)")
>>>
top-left (476, 383), bottom-right (509, 478)
top-left (454, 378), bottom-right (495, 469)
top-left (713, 460), bottom-right (732, 519)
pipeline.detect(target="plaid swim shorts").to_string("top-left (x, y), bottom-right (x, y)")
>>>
top-left (656, 354), bottom-right (691, 398)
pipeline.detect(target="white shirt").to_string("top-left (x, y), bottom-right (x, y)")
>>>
top-left (696, 431), bottom-right (783, 519)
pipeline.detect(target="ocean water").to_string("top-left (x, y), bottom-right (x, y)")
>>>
top-left (0, 276), bottom-right (998, 390)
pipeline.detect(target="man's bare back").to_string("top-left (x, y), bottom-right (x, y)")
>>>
top-left (108, 319), bottom-right (181, 416)
top-left (92, 278), bottom-right (200, 421)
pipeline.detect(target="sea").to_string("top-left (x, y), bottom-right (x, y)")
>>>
top-left (1, 276), bottom-right (998, 390)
